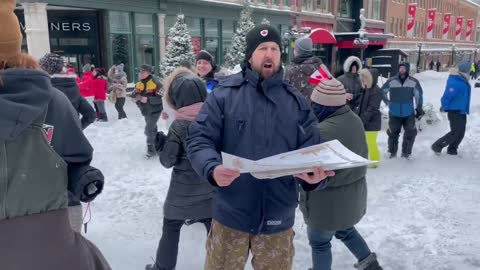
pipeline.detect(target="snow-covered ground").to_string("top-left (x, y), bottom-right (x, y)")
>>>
top-left (83, 71), bottom-right (480, 270)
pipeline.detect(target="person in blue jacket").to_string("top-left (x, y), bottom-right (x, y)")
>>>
top-left (432, 61), bottom-right (471, 155)
top-left (187, 24), bottom-right (333, 269)
top-left (381, 63), bottom-right (424, 159)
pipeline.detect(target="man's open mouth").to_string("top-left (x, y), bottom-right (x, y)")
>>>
top-left (263, 63), bottom-right (273, 69)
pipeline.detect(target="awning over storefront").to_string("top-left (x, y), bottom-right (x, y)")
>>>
top-left (309, 28), bottom-right (337, 44)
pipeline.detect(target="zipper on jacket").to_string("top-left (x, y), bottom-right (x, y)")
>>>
top-left (0, 140), bottom-right (8, 219)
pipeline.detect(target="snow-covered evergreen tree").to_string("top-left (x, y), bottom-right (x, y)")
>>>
top-left (224, 1), bottom-right (255, 68)
top-left (261, 18), bottom-right (271, 25)
top-left (159, 14), bottom-right (195, 78)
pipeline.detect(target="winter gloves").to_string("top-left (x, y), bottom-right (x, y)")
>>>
top-left (69, 165), bottom-right (105, 203)
top-left (154, 131), bottom-right (167, 153)
top-left (415, 107), bottom-right (425, 119)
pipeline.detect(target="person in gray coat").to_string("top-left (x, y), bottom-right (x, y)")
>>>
top-left (145, 67), bottom-right (214, 270)
top-left (337, 56), bottom-right (363, 112)
top-left (299, 65), bottom-right (382, 270)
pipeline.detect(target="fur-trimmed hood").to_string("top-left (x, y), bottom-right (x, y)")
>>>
top-left (163, 67), bottom-right (204, 109)
top-left (343, 56), bottom-right (363, 73)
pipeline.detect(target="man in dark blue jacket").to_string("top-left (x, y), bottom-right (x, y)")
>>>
top-left (382, 63), bottom-right (424, 159)
top-left (187, 25), bottom-right (333, 270)
top-left (432, 61), bottom-right (471, 155)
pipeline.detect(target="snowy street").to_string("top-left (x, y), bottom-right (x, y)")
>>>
top-left (83, 71), bottom-right (480, 270)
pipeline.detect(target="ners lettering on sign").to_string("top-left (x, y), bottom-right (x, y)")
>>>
top-left (50, 22), bottom-right (91, 32)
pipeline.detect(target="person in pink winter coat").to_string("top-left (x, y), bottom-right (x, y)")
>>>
top-left (90, 68), bottom-right (108, 121)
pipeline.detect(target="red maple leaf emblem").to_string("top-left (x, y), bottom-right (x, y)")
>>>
top-left (260, 30), bottom-right (269, 37)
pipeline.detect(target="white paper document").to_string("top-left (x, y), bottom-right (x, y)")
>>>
top-left (222, 140), bottom-right (375, 179)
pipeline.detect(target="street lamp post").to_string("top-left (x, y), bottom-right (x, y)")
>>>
top-left (354, 30), bottom-right (369, 63)
top-left (417, 43), bottom-right (423, 72)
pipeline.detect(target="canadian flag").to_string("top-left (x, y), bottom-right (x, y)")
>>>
top-left (309, 65), bottom-right (333, 85)
top-left (42, 124), bottom-right (55, 145)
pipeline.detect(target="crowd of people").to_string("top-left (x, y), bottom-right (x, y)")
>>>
top-left (0, 0), bottom-right (474, 268)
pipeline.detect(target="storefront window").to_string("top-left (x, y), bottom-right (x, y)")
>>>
top-left (302, 0), bottom-right (314, 11)
top-left (110, 11), bottom-right (132, 80)
top-left (205, 18), bottom-right (219, 60)
top-left (135, 14), bottom-right (155, 68)
top-left (338, 0), bottom-right (353, 18)
top-left (222, 20), bottom-right (234, 65)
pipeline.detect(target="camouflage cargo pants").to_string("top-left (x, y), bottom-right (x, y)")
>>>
top-left (204, 220), bottom-right (295, 270)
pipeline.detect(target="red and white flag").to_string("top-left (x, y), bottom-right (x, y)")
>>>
top-left (455, 16), bottom-right (464, 41)
top-left (466, 19), bottom-right (474, 41)
top-left (407, 3), bottom-right (418, 38)
top-left (309, 65), bottom-right (332, 85)
top-left (443, 13), bottom-right (451, 40)
top-left (426, 9), bottom-right (436, 39)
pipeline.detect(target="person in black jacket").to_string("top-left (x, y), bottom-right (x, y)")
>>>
top-left (145, 67), bottom-right (214, 270)
top-left (39, 53), bottom-right (96, 130)
top-left (358, 68), bottom-right (383, 167)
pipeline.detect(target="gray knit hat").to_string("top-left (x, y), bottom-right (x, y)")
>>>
top-left (294, 36), bottom-right (313, 57)
top-left (39, 53), bottom-right (64, 75)
top-left (82, 63), bottom-right (92, 72)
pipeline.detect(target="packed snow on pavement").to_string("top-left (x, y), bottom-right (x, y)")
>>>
top-left (83, 71), bottom-right (480, 270)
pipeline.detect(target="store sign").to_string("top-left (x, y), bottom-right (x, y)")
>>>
top-left (443, 13), bottom-right (451, 40)
top-left (456, 16), bottom-right (464, 41)
top-left (50, 22), bottom-right (91, 32)
top-left (406, 3), bottom-right (417, 38)
top-left (426, 9), bottom-right (436, 39)
top-left (466, 19), bottom-right (474, 42)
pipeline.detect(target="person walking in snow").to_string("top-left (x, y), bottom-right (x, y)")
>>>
top-left (108, 64), bottom-right (128, 119)
top-left (284, 36), bottom-right (323, 101)
top-left (382, 63), bottom-right (424, 159)
top-left (431, 61), bottom-right (471, 156)
top-left (429, 60), bottom-right (434, 70)
top-left (0, 1), bottom-right (109, 268)
top-left (91, 68), bottom-right (109, 122)
top-left (187, 24), bottom-right (333, 270)
top-left (357, 68), bottom-right (383, 167)
top-left (470, 62), bottom-right (476, 80)
top-left (300, 65), bottom-right (383, 270)
top-left (39, 53), bottom-right (96, 130)
top-left (337, 56), bottom-right (363, 113)
top-left (78, 63), bottom-right (95, 97)
top-left (145, 67), bottom-right (214, 270)
top-left (130, 64), bottom-right (163, 158)
top-left (436, 61), bottom-right (441, 72)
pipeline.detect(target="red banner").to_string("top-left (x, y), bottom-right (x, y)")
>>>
top-left (466, 19), bottom-right (474, 41)
top-left (426, 9), bottom-right (436, 39)
top-left (456, 16), bottom-right (464, 41)
top-left (407, 3), bottom-right (418, 38)
top-left (443, 13), bottom-right (451, 39)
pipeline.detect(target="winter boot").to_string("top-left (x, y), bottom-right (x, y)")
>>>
top-left (146, 144), bottom-right (156, 158)
top-left (354, 253), bottom-right (383, 270)
top-left (145, 263), bottom-right (175, 270)
top-left (431, 144), bottom-right (442, 155)
top-left (388, 152), bottom-right (397, 159)
top-left (401, 153), bottom-right (411, 160)
top-left (447, 147), bottom-right (458, 155)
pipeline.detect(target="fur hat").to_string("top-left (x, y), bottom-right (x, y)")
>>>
top-left (311, 65), bottom-right (347, 106)
top-left (140, 64), bottom-right (154, 74)
top-left (39, 53), bottom-right (64, 75)
top-left (245, 24), bottom-right (282, 62)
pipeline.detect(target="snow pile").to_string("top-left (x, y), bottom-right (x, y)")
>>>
top-left (83, 72), bottom-right (480, 270)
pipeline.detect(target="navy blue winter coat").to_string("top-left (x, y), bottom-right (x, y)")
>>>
top-left (381, 74), bottom-right (424, 118)
top-left (187, 67), bottom-right (322, 235)
top-left (441, 70), bottom-right (471, 115)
